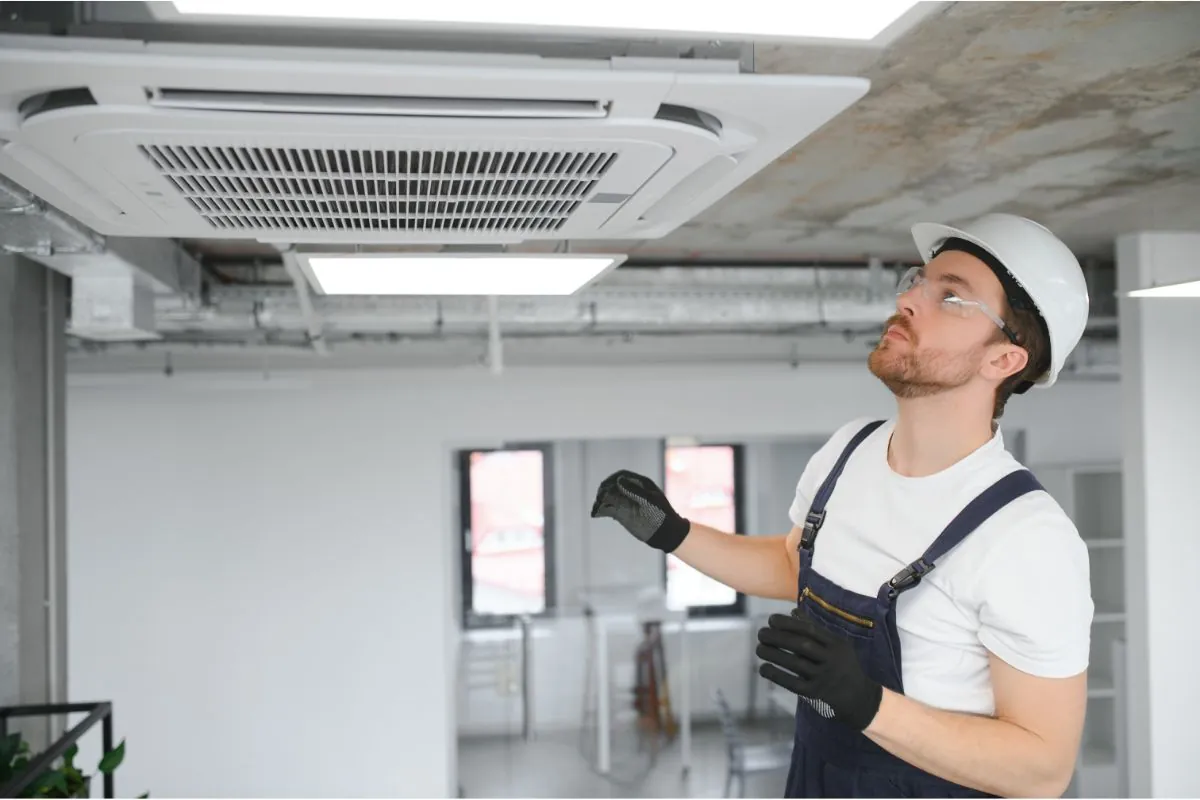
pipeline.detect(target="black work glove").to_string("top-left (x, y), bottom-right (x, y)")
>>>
top-left (589, 469), bottom-right (690, 553)
top-left (756, 609), bottom-right (883, 732)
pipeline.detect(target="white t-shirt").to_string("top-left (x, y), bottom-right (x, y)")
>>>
top-left (788, 417), bottom-right (1093, 716)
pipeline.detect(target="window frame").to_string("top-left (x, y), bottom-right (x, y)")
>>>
top-left (659, 440), bottom-right (747, 619)
top-left (457, 442), bottom-right (557, 630)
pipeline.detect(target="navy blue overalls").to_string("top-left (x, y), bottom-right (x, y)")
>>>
top-left (783, 420), bottom-right (1044, 798)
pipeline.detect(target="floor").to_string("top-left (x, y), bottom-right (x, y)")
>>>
top-left (459, 718), bottom-right (794, 798)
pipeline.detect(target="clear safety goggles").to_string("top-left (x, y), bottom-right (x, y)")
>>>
top-left (896, 266), bottom-right (1017, 344)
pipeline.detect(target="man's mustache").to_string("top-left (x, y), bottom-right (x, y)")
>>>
top-left (883, 314), bottom-right (915, 342)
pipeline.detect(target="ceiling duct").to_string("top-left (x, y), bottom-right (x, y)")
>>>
top-left (0, 35), bottom-right (869, 246)
top-left (143, 262), bottom-right (1119, 341)
top-left (70, 261), bottom-right (1119, 376)
top-left (0, 174), bottom-right (201, 341)
top-left (68, 272), bottom-right (160, 342)
top-left (154, 266), bottom-right (901, 337)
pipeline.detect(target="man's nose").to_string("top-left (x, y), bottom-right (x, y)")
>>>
top-left (895, 284), bottom-right (920, 317)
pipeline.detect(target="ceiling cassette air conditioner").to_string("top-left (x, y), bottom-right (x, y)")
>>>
top-left (0, 36), bottom-right (869, 245)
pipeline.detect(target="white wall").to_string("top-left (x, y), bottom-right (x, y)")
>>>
top-left (1117, 232), bottom-right (1200, 798)
top-left (67, 382), bottom-right (456, 798)
top-left (66, 362), bottom-right (1121, 797)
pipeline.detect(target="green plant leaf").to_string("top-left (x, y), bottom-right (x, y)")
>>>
top-left (1, 734), bottom-right (32, 785)
top-left (22, 768), bottom-right (67, 798)
top-left (47, 770), bottom-right (69, 796)
top-left (17, 770), bottom-right (47, 798)
top-left (62, 745), bottom-right (77, 771)
top-left (97, 739), bottom-right (125, 774)
top-left (1, 732), bottom-right (22, 765)
top-left (62, 763), bottom-right (85, 795)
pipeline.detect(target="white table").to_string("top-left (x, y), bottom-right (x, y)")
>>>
top-left (586, 606), bottom-right (692, 776)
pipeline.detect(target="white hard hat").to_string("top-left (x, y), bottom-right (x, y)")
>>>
top-left (911, 213), bottom-right (1089, 389)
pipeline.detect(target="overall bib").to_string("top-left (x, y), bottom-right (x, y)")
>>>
top-left (783, 420), bottom-right (1044, 798)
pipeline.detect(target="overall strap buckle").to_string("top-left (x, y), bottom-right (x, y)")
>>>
top-left (799, 509), bottom-right (826, 550)
top-left (888, 558), bottom-right (933, 597)
top-left (798, 420), bottom-right (883, 554)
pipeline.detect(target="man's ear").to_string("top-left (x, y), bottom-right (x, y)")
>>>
top-left (982, 344), bottom-right (1028, 383)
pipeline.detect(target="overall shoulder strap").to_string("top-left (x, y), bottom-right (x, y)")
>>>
top-left (884, 469), bottom-right (1045, 598)
top-left (800, 419), bottom-right (885, 550)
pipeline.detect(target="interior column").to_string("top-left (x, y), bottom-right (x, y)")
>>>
top-left (1115, 231), bottom-right (1200, 797)
top-left (0, 254), bottom-right (68, 747)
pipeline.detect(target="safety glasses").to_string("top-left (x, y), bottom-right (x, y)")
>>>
top-left (896, 266), bottom-right (1018, 344)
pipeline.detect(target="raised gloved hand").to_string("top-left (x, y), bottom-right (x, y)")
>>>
top-left (589, 469), bottom-right (690, 553)
top-left (756, 609), bottom-right (883, 731)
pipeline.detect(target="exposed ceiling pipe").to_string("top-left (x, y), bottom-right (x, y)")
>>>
top-left (276, 246), bottom-right (329, 356)
top-left (487, 294), bottom-right (503, 375)
top-left (175, 267), bottom-right (900, 332)
top-left (64, 328), bottom-right (1122, 384)
top-left (148, 268), bottom-right (1120, 341)
top-left (867, 256), bottom-right (885, 301)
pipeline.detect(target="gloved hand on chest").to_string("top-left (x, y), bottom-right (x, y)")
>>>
top-left (756, 609), bottom-right (884, 732)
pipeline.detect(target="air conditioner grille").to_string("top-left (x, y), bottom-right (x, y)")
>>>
top-left (137, 145), bottom-right (620, 233)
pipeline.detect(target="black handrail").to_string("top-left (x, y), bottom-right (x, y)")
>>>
top-left (0, 702), bottom-right (114, 799)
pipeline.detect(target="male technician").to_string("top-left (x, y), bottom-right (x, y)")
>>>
top-left (590, 213), bottom-right (1093, 798)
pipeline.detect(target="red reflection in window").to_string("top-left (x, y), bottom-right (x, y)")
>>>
top-left (468, 450), bottom-right (546, 616)
top-left (664, 445), bottom-right (737, 610)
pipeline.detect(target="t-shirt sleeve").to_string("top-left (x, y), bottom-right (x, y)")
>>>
top-left (975, 515), bottom-right (1094, 678)
top-left (788, 417), bottom-right (880, 528)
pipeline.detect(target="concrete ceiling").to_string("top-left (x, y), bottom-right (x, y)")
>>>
top-left (6, 1), bottom-right (1199, 268)
top-left (615, 1), bottom-right (1200, 263)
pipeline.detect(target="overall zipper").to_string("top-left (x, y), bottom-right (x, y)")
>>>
top-left (800, 586), bottom-right (875, 628)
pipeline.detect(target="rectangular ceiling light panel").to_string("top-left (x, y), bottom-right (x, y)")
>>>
top-left (167, 1), bottom-right (921, 41)
top-left (299, 253), bottom-right (625, 295)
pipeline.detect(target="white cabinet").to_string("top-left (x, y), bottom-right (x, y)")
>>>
top-left (1033, 462), bottom-right (1127, 798)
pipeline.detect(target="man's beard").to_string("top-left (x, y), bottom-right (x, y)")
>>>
top-left (867, 316), bottom-right (981, 399)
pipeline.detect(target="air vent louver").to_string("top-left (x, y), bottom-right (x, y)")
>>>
top-left (136, 145), bottom-right (619, 233)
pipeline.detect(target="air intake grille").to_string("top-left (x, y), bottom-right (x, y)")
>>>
top-left (137, 145), bottom-right (620, 233)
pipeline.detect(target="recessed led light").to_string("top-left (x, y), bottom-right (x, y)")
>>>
top-left (168, 1), bottom-right (920, 42)
top-left (298, 253), bottom-right (624, 295)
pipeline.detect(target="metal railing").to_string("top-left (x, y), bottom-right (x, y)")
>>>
top-left (0, 702), bottom-right (115, 799)
top-left (517, 614), bottom-right (533, 741)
